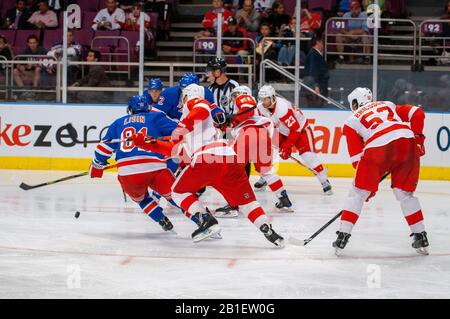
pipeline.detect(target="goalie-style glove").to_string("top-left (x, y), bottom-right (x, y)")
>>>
top-left (89, 159), bottom-right (105, 178)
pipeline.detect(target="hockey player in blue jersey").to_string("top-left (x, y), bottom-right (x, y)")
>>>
top-left (89, 95), bottom-right (200, 231)
top-left (143, 78), bottom-right (164, 110)
top-left (156, 73), bottom-right (217, 120)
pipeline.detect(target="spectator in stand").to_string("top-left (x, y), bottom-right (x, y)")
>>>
top-left (442, 1), bottom-right (450, 38)
top-left (28, 0), bottom-right (58, 29)
top-left (202, 0), bottom-right (233, 30)
top-left (195, 20), bottom-right (216, 41)
top-left (46, 29), bottom-right (82, 83)
top-left (335, 1), bottom-right (371, 64)
top-left (263, 1), bottom-right (290, 34)
top-left (304, 36), bottom-right (329, 97)
top-left (255, 22), bottom-right (276, 61)
top-left (277, 17), bottom-right (305, 66)
top-left (222, 16), bottom-right (249, 61)
top-left (118, 3), bottom-right (151, 31)
top-left (92, 0), bottom-right (126, 31)
top-left (71, 50), bottom-right (110, 103)
top-left (235, 0), bottom-right (261, 33)
top-left (300, 2), bottom-right (322, 37)
top-left (13, 34), bottom-right (47, 100)
top-left (254, 0), bottom-right (275, 18)
top-left (3, 0), bottom-right (32, 30)
top-left (0, 35), bottom-right (14, 75)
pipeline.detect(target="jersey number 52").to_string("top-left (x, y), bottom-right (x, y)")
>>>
top-left (360, 106), bottom-right (397, 130)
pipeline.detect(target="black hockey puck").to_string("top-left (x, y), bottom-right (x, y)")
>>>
top-left (74, 211), bottom-right (80, 219)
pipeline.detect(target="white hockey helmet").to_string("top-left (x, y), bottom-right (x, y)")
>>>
top-left (181, 83), bottom-right (204, 103)
top-left (347, 87), bottom-right (373, 111)
top-left (231, 85), bottom-right (252, 97)
top-left (258, 85), bottom-right (276, 100)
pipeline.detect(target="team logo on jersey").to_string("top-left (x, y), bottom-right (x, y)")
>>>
top-left (158, 96), bottom-right (165, 106)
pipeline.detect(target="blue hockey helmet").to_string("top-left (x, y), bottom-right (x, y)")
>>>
top-left (179, 72), bottom-right (199, 88)
top-left (148, 78), bottom-right (163, 90)
top-left (127, 95), bottom-right (150, 114)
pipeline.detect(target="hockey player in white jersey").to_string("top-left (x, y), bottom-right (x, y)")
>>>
top-left (256, 85), bottom-right (333, 194)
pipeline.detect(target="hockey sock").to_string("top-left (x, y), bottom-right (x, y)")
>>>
top-left (168, 198), bottom-right (200, 224)
top-left (339, 186), bottom-right (371, 234)
top-left (139, 195), bottom-right (164, 222)
top-left (239, 201), bottom-right (269, 228)
top-left (393, 188), bottom-right (426, 233)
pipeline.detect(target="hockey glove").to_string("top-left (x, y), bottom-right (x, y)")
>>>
top-left (415, 134), bottom-right (425, 156)
top-left (89, 159), bottom-right (105, 178)
top-left (279, 142), bottom-right (293, 160)
top-left (132, 132), bottom-right (147, 148)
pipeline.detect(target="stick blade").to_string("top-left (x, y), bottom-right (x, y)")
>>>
top-left (19, 182), bottom-right (34, 191)
top-left (289, 237), bottom-right (307, 246)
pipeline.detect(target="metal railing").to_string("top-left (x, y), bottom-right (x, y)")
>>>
top-left (260, 59), bottom-right (346, 109)
top-left (0, 56), bottom-right (9, 99)
top-left (9, 55), bottom-right (60, 101)
top-left (325, 17), bottom-right (417, 63)
top-left (418, 19), bottom-right (450, 65)
top-left (193, 37), bottom-right (256, 82)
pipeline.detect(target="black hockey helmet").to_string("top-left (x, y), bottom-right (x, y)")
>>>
top-left (206, 57), bottom-right (227, 73)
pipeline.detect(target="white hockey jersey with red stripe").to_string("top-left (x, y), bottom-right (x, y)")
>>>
top-left (178, 97), bottom-right (235, 163)
top-left (343, 101), bottom-right (425, 167)
top-left (257, 96), bottom-right (307, 137)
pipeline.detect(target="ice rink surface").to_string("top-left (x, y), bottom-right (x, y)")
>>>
top-left (0, 169), bottom-right (449, 298)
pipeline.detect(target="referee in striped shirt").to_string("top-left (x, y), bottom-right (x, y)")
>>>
top-left (206, 57), bottom-right (240, 116)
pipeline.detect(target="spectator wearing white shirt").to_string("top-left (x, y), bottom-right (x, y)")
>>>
top-left (28, 1), bottom-right (58, 29)
top-left (92, 0), bottom-right (126, 31)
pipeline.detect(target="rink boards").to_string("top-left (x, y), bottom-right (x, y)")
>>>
top-left (0, 103), bottom-right (449, 180)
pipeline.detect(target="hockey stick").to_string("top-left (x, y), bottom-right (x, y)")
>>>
top-left (272, 144), bottom-right (316, 174)
top-left (19, 164), bottom-right (117, 191)
top-left (290, 172), bottom-right (391, 246)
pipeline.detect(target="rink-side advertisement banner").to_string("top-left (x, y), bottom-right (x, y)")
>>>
top-left (0, 104), bottom-right (449, 179)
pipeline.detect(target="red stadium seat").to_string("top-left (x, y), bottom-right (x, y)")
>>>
top-left (43, 30), bottom-right (63, 50)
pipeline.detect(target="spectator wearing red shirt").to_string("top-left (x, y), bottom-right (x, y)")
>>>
top-left (300, 2), bottom-right (322, 37)
top-left (202, 0), bottom-right (233, 30)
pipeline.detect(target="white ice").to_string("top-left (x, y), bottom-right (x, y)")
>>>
top-left (0, 169), bottom-right (449, 298)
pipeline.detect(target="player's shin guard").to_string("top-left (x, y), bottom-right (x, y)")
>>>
top-left (139, 196), bottom-right (165, 222)
top-left (239, 201), bottom-right (269, 228)
top-left (339, 186), bottom-right (371, 234)
top-left (300, 152), bottom-right (332, 194)
top-left (393, 188), bottom-right (426, 234)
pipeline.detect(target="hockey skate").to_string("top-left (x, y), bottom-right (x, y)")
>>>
top-left (254, 177), bottom-right (267, 191)
top-left (260, 224), bottom-right (285, 247)
top-left (158, 216), bottom-right (174, 232)
top-left (410, 231), bottom-right (429, 255)
top-left (332, 231), bottom-right (351, 255)
top-left (214, 205), bottom-right (239, 218)
top-left (192, 210), bottom-right (221, 243)
top-left (193, 214), bottom-right (222, 240)
top-left (275, 190), bottom-right (294, 212)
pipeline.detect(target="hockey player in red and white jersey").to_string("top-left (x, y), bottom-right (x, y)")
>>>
top-left (227, 85), bottom-right (294, 212)
top-left (333, 87), bottom-right (429, 255)
top-left (134, 84), bottom-right (285, 246)
top-left (256, 85), bottom-right (333, 195)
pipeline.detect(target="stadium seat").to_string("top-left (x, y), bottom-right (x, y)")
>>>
top-left (76, 0), bottom-right (100, 12)
top-left (43, 30), bottom-right (63, 50)
top-left (83, 11), bottom-right (98, 29)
